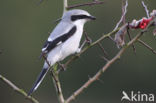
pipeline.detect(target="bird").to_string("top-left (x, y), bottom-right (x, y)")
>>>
top-left (28, 9), bottom-right (96, 96)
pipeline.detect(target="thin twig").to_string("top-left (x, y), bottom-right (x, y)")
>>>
top-left (138, 39), bottom-right (156, 55)
top-left (63, 0), bottom-right (68, 14)
top-left (65, 30), bottom-right (145, 103)
top-left (67, 1), bottom-right (105, 9)
top-left (101, 55), bottom-right (109, 62)
top-left (113, 0), bottom-right (128, 31)
top-left (127, 25), bottom-right (136, 54)
top-left (0, 75), bottom-right (39, 103)
top-left (97, 42), bottom-right (108, 56)
top-left (122, 0), bottom-right (126, 24)
top-left (84, 30), bottom-right (92, 45)
top-left (50, 68), bottom-right (65, 103)
top-left (141, 1), bottom-right (150, 18)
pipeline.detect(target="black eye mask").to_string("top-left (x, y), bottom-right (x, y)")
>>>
top-left (71, 15), bottom-right (92, 21)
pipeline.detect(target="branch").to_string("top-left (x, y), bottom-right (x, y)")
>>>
top-left (65, 11), bottom-right (156, 102)
top-left (65, 29), bottom-right (145, 103)
top-left (113, 0), bottom-right (128, 31)
top-left (42, 55), bottom-right (65, 103)
top-left (50, 66), bottom-right (65, 103)
top-left (97, 42), bottom-right (108, 57)
top-left (63, 0), bottom-right (68, 14)
top-left (64, 28), bottom-right (120, 68)
top-left (138, 39), bottom-right (156, 55)
top-left (0, 75), bottom-right (39, 103)
top-left (122, 0), bottom-right (126, 24)
top-left (141, 1), bottom-right (150, 18)
top-left (67, 1), bottom-right (105, 9)
top-left (127, 25), bottom-right (136, 54)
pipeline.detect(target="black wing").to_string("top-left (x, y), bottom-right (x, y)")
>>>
top-left (41, 26), bottom-right (77, 55)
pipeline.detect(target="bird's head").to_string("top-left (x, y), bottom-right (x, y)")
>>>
top-left (62, 9), bottom-right (96, 24)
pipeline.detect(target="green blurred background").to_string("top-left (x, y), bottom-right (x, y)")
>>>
top-left (0, 0), bottom-right (156, 103)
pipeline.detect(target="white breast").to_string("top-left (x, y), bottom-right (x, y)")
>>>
top-left (60, 24), bottom-right (83, 60)
top-left (47, 21), bottom-right (84, 65)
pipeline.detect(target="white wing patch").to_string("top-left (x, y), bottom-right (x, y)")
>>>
top-left (42, 44), bottom-right (49, 52)
top-left (48, 38), bottom-right (52, 41)
top-left (56, 41), bottom-right (62, 46)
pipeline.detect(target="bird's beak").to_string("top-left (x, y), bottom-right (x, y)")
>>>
top-left (89, 16), bottom-right (96, 20)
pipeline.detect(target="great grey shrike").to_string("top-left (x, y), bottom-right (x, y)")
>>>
top-left (28, 9), bottom-right (96, 96)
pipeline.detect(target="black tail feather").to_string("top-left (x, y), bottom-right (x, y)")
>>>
top-left (28, 68), bottom-right (48, 96)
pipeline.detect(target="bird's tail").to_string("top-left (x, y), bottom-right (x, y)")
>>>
top-left (28, 66), bottom-right (49, 96)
